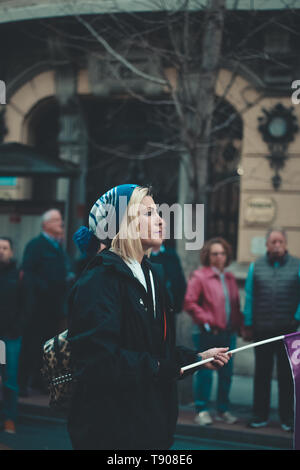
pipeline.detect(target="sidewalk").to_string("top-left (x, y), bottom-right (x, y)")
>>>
top-left (176, 374), bottom-right (293, 449)
top-left (15, 374), bottom-right (293, 450)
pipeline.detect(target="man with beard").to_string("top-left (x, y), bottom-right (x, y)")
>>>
top-left (243, 228), bottom-right (300, 432)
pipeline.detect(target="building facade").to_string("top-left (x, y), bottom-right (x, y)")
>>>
top-left (0, 0), bottom-right (300, 390)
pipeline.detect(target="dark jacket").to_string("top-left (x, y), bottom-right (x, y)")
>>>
top-left (67, 249), bottom-right (198, 450)
top-left (253, 252), bottom-right (300, 334)
top-left (21, 234), bottom-right (68, 321)
top-left (0, 260), bottom-right (23, 338)
top-left (150, 246), bottom-right (187, 314)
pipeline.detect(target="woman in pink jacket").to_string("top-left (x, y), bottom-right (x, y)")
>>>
top-left (184, 237), bottom-right (243, 426)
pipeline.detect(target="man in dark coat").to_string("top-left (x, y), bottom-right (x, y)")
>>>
top-left (150, 243), bottom-right (187, 314)
top-left (243, 228), bottom-right (300, 431)
top-left (18, 209), bottom-right (72, 395)
top-left (0, 237), bottom-right (23, 433)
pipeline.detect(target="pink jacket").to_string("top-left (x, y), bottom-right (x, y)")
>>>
top-left (184, 266), bottom-right (243, 331)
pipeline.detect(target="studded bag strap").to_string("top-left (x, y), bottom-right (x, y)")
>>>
top-left (54, 334), bottom-right (62, 369)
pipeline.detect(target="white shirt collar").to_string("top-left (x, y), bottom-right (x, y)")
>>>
top-left (124, 258), bottom-right (157, 317)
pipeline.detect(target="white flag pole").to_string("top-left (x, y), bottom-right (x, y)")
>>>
top-left (181, 334), bottom-right (285, 373)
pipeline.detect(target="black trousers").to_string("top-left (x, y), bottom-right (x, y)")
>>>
top-left (18, 307), bottom-right (62, 390)
top-left (253, 331), bottom-right (294, 424)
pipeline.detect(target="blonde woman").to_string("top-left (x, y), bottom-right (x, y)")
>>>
top-left (67, 184), bottom-right (230, 450)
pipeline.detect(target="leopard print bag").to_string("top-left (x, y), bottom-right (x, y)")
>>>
top-left (41, 329), bottom-right (74, 411)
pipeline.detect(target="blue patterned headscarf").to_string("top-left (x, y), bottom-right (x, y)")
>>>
top-left (73, 184), bottom-right (138, 255)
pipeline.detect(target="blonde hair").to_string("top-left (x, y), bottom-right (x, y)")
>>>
top-left (110, 186), bottom-right (152, 262)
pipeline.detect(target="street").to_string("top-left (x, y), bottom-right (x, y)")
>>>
top-left (0, 415), bottom-right (284, 451)
top-left (0, 416), bottom-right (72, 450)
top-left (172, 435), bottom-right (281, 451)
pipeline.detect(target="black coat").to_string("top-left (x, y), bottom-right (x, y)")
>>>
top-left (150, 246), bottom-right (187, 314)
top-left (21, 234), bottom-right (68, 323)
top-left (67, 249), bottom-right (198, 450)
top-left (0, 260), bottom-right (23, 338)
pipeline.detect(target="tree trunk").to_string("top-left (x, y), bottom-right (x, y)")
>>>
top-left (177, 0), bottom-right (226, 279)
top-left (175, 0), bottom-right (226, 405)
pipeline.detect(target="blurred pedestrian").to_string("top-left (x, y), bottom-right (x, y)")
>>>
top-left (184, 237), bottom-right (243, 426)
top-left (0, 237), bottom-right (23, 434)
top-left (18, 209), bottom-right (72, 396)
top-left (67, 184), bottom-right (231, 450)
top-left (150, 243), bottom-right (186, 314)
top-left (243, 228), bottom-right (300, 431)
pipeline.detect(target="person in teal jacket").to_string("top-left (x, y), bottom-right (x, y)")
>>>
top-left (0, 237), bottom-right (23, 434)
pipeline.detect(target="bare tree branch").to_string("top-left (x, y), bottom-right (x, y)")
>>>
top-left (75, 14), bottom-right (169, 87)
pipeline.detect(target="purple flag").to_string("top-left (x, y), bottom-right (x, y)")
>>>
top-left (284, 332), bottom-right (300, 450)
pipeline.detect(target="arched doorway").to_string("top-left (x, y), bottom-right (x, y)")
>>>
top-left (21, 92), bottom-right (181, 251)
top-left (0, 94), bottom-right (76, 262)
